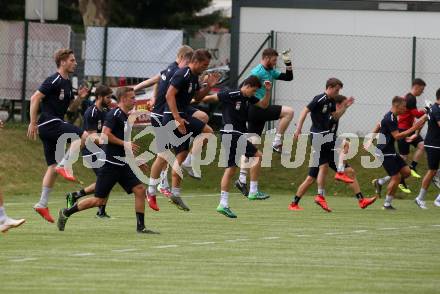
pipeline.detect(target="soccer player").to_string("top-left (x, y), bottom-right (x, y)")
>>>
top-left (414, 88), bottom-right (440, 209)
top-left (145, 46), bottom-right (194, 211)
top-left (288, 80), bottom-right (368, 212)
top-left (236, 48), bottom-right (295, 195)
top-left (0, 119), bottom-right (25, 233)
top-left (57, 87), bottom-right (157, 234)
top-left (27, 48), bottom-right (89, 223)
top-left (201, 76), bottom-right (271, 218)
top-left (162, 49), bottom-right (219, 211)
top-left (65, 85), bottom-right (113, 218)
top-left (368, 96), bottom-right (425, 210)
top-left (290, 95), bottom-right (377, 211)
top-left (396, 79), bottom-right (427, 193)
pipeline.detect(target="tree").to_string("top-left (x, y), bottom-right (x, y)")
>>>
top-left (78, 0), bottom-right (110, 26)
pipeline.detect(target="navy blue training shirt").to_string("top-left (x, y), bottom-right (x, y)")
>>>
top-left (377, 111), bottom-right (399, 155)
top-left (153, 61), bottom-right (179, 115)
top-left (166, 66), bottom-right (200, 113)
top-left (425, 103), bottom-right (440, 148)
top-left (102, 107), bottom-right (128, 165)
top-left (37, 72), bottom-right (74, 123)
top-left (307, 93), bottom-right (336, 134)
top-left (218, 89), bottom-right (260, 133)
top-left (82, 104), bottom-right (107, 156)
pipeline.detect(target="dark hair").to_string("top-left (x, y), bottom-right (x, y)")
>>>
top-left (54, 48), bottom-right (74, 67)
top-left (334, 95), bottom-right (347, 104)
top-left (436, 88), bottom-right (440, 100)
top-left (392, 96), bottom-right (405, 105)
top-left (326, 78), bottom-right (343, 89)
top-left (95, 85), bottom-right (113, 98)
top-left (191, 49), bottom-right (212, 63)
top-left (262, 48), bottom-right (278, 59)
top-left (242, 75), bottom-right (262, 89)
top-left (115, 86), bottom-right (134, 101)
top-left (412, 78), bottom-right (426, 87)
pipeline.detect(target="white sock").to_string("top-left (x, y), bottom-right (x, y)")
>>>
top-left (148, 178), bottom-right (160, 195)
top-left (337, 163), bottom-right (345, 173)
top-left (239, 169), bottom-right (247, 184)
top-left (160, 170), bottom-right (169, 188)
top-left (0, 206), bottom-right (7, 223)
top-left (384, 195), bottom-right (393, 206)
top-left (171, 187), bottom-right (181, 197)
top-left (273, 133), bottom-right (282, 146)
top-left (417, 188), bottom-right (427, 201)
top-left (249, 181), bottom-right (258, 194)
top-left (36, 187), bottom-right (52, 208)
top-left (378, 176), bottom-right (391, 186)
top-left (183, 154), bottom-right (192, 166)
top-left (318, 188), bottom-right (325, 197)
top-left (220, 191), bottom-right (229, 208)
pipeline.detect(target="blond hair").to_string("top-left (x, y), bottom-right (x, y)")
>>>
top-left (54, 48), bottom-right (74, 67)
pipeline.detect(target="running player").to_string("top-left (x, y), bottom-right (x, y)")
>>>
top-left (414, 88), bottom-right (440, 209)
top-left (368, 96), bottom-right (425, 210)
top-left (0, 119), bottom-right (25, 233)
top-left (396, 79), bottom-right (427, 193)
top-left (57, 87), bottom-right (157, 234)
top-left (289, 95), bottom-right (377, 211)
top-left (65, 85), bottom-right (113, 218)
top-left (145, 46), bottom-right (194, 211)
top-left (27, 48), bottom-right (89, 223)
top-left (236, 48), bottom-right (294, 195)
top-left (162, 49), bottom-right (219, 211)
top-left (200, 76), bottom-right (271, 218)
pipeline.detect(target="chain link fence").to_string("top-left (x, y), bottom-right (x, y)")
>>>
top-left (237, 31), bottom-right (440, 135)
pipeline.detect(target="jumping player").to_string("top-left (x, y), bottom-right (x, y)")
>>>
top-left (57, 87), bottom-right (157, 233)
top-left (27, 48), bottom-right (89, 223)
top-left (414, 88), bottom-right (440, 209)
top-left (236, 48), bottom-right (295, 195)
top-left (368, 96), bottom-right (425, 210)
top-left (65, 85), bottom-right (113, 218)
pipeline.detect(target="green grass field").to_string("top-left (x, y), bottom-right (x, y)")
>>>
top-left (1, 124), bottom-right (440, 293)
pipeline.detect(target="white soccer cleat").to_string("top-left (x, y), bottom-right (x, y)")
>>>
top-left (0, 217), bottom-right (26, 233)
top-left (432, 174), bottom-right (440, 190)
top-left (434, 198), bottom-right (440, 207)
top-left (182, 164), bottom-right (201, 180)
top-left (414, 198), bottom-right (428, 209)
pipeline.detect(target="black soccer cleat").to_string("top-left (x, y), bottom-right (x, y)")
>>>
top-left (234, 180), bottom-right (249, 197)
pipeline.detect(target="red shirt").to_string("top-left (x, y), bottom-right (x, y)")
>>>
top-left (398, 93), bottom-right (425, 130)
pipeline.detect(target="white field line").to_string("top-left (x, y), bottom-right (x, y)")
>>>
top-left (191, 241), bottom-right (216, 245)
top-left (9, 257), bottom-right (38, 262)
top-left (71, 252), bottom-right (95, 257)
top-left (112, 248), bottom-right (138, 253)
top-left (153, 245), bottom-right (179, 249)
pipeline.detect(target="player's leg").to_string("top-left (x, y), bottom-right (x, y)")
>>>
top-left (273, 105), bottom-right (294, 151)
top-left (217, 167), bottom-right (238, 218)
top-left (289, 175), bottom-right (315, 211)
top-left (383, 174), bottom-right (400, 210)
top-left (169, 150), bottom-right (191, 211)
top-left (397, 138), bottom-right (411, 193)
top-left (315, 163), bottom-right (332, 212)
top-left (146, 154), bottom-right (170, 211)
top-left (34, 164), bottom-right (58, 223)
top-left (343, 166), bottom-right (377, 209)
top-left (182, 109), bottom-right (209, 177)
top-left (0, 189), bottom-right (25, 233)
top-left (247, 150), bottom-right (269, 200)
top-left (182, 123), bottom-right (213, 180)
top-left (409, 140), bottom-right (424, 178)
top-left (416, 147), bottom-right (439, 209)
top-left (132, 184), bottom-right (157, 234)
top-left (383, 157), bottom-right (409, 210)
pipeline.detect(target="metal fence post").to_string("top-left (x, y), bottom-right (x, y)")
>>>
top-left (21, 20), bottom-right (29, 123)
top-left (101, 26), bottom-right (108, 84)
top-left (268, 30), bottom-right (275, 130)
top-left (411, 36), bottom-right (416, 82)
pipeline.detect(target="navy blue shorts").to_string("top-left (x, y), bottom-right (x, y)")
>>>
top-left (38, 120), bottom-right (84, 166)
top-left (397, 129), bottom-right (423, 156)
top-left (94, 162), bottom-right (142, 198)
top-left (381, 154), bottom-right (408, 176)
top-left (248, 104), bottom-right (282, 136)
top-left (82, 153), bottom-right (101, 175)
top-left (162, 112), bottom-right (205, 155)
top-left (220, 132), bottom-right (257, 168)
top-left (425, 147), bottom-right (440, 170)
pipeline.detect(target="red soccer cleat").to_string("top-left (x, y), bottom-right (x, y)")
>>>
top-left (335, 172), bottom-right (354, 184)
top-left (55, 166), bottom-right (77, 182)
top-left (146, 194), bottom-right (160, 211)
top-left (288, 203), bottom-right (304, 211)
top-left (158, 186), bottom-right (172, 198)
top-left (314, 195), bottom-right (332, 212)
top-left (34, 207), bottom-right (55, 223)
top-left (358, 196), bottom-right (378, 209)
